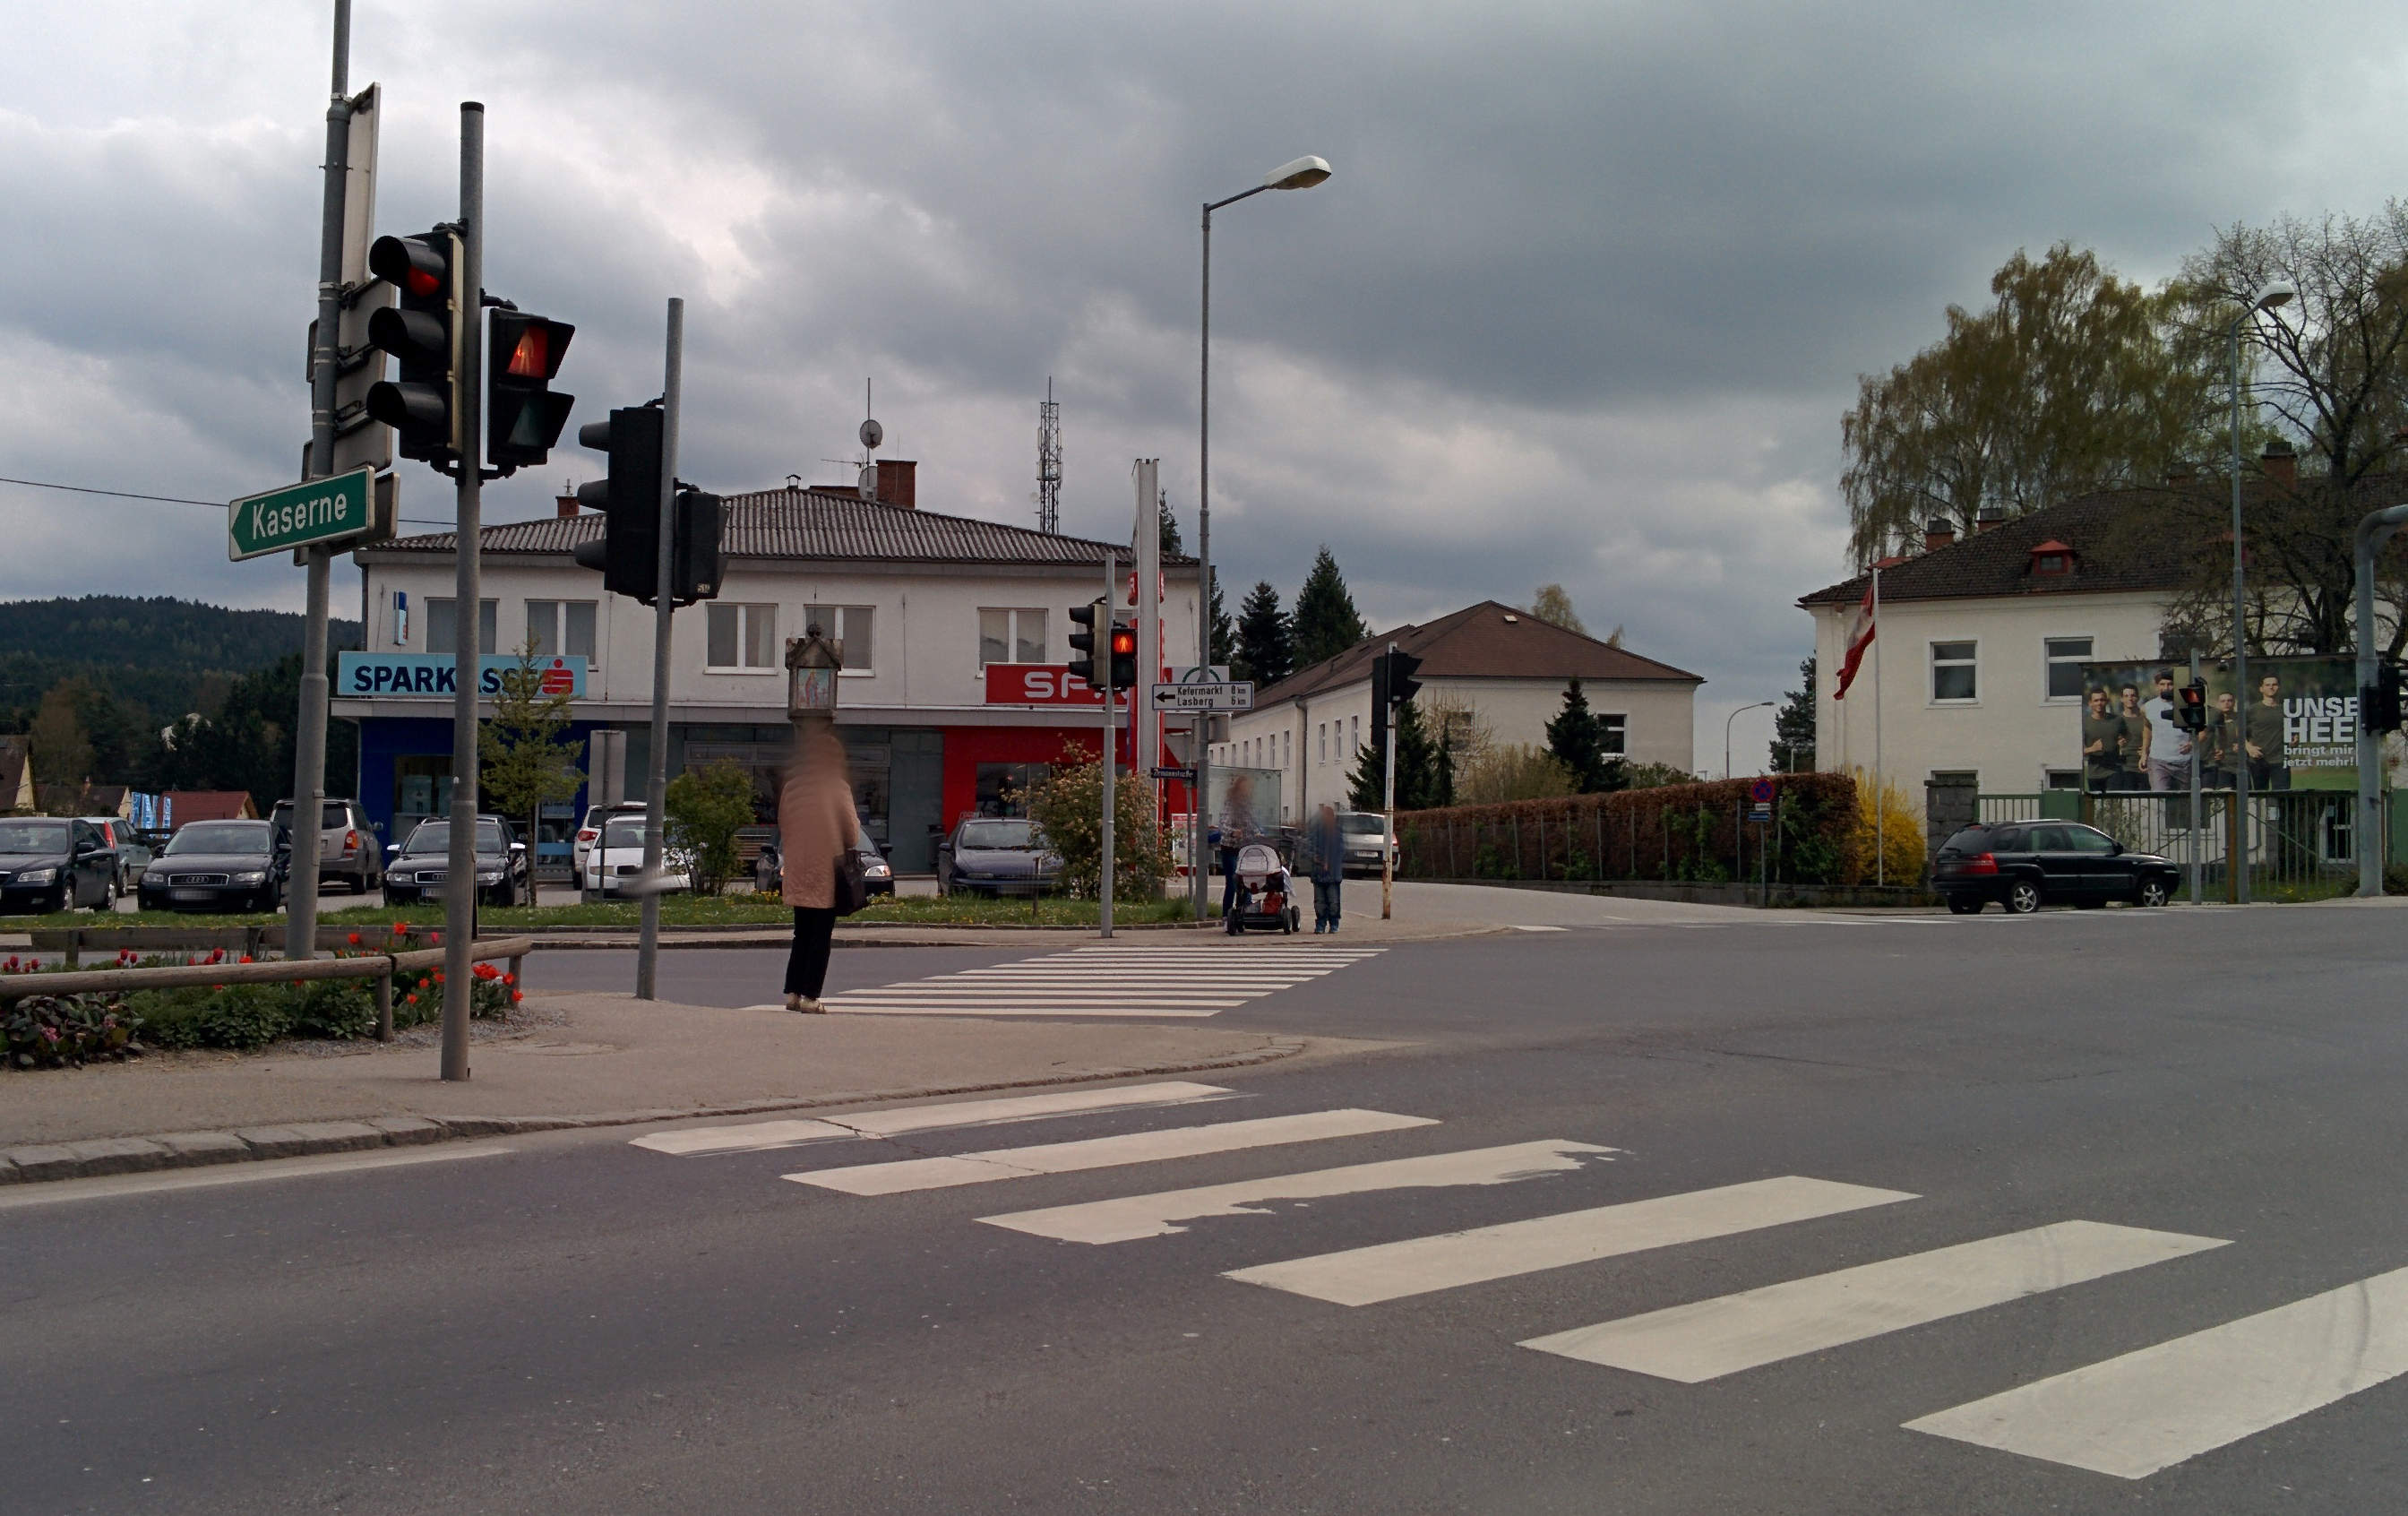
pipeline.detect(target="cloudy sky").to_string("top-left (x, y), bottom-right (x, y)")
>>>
top-left (5, 0), bottom-right (2404, 770)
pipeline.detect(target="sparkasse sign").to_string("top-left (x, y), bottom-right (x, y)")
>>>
top-left (983, 663), bottom-right (1112, 707)
top-left (228, 467), bottom-right (376, 560)
top-left (339, 653), bottom-right (589, 699)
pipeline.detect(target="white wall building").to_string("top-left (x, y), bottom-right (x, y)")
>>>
top-left (1213, 600), bottom-right (1701, 821)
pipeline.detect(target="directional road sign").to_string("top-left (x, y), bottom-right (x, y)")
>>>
top-left (229, 468), bottom-right (378, 561)
top-left (1153, 681), bottom-right (1253, 712)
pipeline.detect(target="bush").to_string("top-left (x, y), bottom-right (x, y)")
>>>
top-left (1458, 745), bottom-right (1578, 805)
top-left (1395, 772), bottom-right (1863, 886)
top-left (666, 760), bottom-right (758, 896)
top-left (1022, 745), bottom-right (1173, 900)
top-left (5, 995), bottom-right (142, 1069)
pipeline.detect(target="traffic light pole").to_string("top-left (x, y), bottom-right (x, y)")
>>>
top-left (287, 0), bottom-right (354, 966)
top-left (636, 298), bottom-right (684, 999)
top-left (1381, 642), bottom-right (1398, 922)
top-left (440, 101), bottom-right (485, 1081)
top-left (2188, 650), bottom-right (2202, 906)
top-left (2353, 503), bottom-right (2408, 897)
top-left (1100, 552), bottom-right (1117, 941)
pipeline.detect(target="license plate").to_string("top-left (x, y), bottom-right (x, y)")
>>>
top-left (170, 889), bottom-right (219, 902)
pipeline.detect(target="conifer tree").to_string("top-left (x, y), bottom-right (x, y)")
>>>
top-left (1232, 581), bottom-right (1293, 687)
top-left (1349, 698), bottom-right (1440, 812)
top-left (1291, 546), bottom-right (1368, 667)
top-left (1545, 678), bottom-right (1620, 793)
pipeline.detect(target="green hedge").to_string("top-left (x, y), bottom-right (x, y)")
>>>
top-left (1394, 772), bottom-right (1862, 886)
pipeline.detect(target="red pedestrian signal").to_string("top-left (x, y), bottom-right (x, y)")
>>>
top-left (1108, 618), bottom-right (1139, 691)
top-left (486, 310), bottom-right (576, 471)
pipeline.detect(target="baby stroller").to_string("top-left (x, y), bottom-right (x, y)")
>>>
top-left (1225, 840), bottom-right (1302, 935)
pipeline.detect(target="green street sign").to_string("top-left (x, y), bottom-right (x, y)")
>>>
top-left (228, 467), bottom-right (376, 561)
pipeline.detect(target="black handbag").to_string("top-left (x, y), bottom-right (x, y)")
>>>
top-left (832, 848), bottom-right (871, 916)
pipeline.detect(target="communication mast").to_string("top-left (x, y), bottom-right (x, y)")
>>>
top-left (1036, 377), bottom-right (1062, 534)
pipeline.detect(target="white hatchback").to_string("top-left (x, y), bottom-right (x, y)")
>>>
top-left (579, 812), bottom-right (693, 901)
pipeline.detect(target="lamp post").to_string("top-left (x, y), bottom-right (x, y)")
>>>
top-left (1725, 701), bottom-right (1775, 780)
top-left (1196, 153), bottom-right (1330, 920)
top-left (2228, 280), bottom-right (2292, 905)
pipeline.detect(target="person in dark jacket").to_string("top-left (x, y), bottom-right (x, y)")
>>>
top-left (1306, 803), bottom-right (1344, 934)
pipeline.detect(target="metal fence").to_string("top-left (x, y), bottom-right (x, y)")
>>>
top-left (1976, 791), bottom-right (2366, 901)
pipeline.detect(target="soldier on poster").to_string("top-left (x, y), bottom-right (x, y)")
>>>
top-left (2200, 689), bottom-right (2240, 789)
top-left (2244, 671), bottom-right (2292, 792)
top-left (2083, 687), bottom-right (2126, 793)
top-left (2144, 670), bottom-right (2193, 792)
top-left (2116, 684), bottom-right (2151, 792)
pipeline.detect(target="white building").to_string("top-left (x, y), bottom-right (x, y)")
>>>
top-left (1213, 600), bottom-right (1701, 821)
top-left (339, 467), bottom-right (1198, 873)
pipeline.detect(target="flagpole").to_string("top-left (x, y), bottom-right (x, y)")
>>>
top-left (1872, 561), bottom-right (1884, 888)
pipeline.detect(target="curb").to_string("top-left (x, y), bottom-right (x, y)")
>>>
top-left (0, 1036), bottom-right (1312, 1188)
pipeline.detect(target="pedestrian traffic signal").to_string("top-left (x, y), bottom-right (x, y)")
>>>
top-left (1066, 598), bottom-right (1106, 691)
top-left (486, 310), bottom-right (577, 472)
top-left (2366, 665), bottom-right (2405, 734)
top-left (1108, 616), bottom-right (1139, 691)
top-left (2177, 680), bottom-right (2208, 731)
top-left (1375, 648), bottom-right (1423, 709)
top-left (668, 487), bottom-right (723, 607)
top-left (364, 228), bottom-right (463, 463)
top-left (570, 405), bottom-right (666, 600)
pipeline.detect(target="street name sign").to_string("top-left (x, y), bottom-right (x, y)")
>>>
top-left (1150, 766), bottom-right (1198, 783)
top-left (229, 467), bottom-right (377, 561)
top-left (1153, 681), bottom-right (1253, 711)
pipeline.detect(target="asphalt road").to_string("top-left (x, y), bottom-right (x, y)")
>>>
top-left (10, 900), bottom-right (2408, 1513)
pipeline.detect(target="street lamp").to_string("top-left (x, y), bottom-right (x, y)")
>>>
top-left (2228, 280), bottom-right (2293, 905)
top-left (1193, 151), bottom-right (1331, 920)
top-left (1724, 701), bottom-right (1775, 780)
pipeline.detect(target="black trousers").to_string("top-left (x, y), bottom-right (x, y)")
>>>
top-left (785, 907), bottom-right (837, 997)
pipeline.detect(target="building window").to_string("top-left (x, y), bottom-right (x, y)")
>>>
top-left (1318, 722), bottom-right (1327, 762)
top-left (975, 762), bottom-right (1050, 818)
top-left (1931, 641), bottom-right (1978, 702)
top-left (705, 604), bottom-right (778, 671)
top-left (1931, 770), bottom-right (1979, 786)
top-left (426, 599), bottom-right (496, 657)
top-left (977, 607), bottom-right (1046, 667)
top-left (807, 605), bottom-right (875, 673)
top-left (527, 599), bottom-right (598, 664)
top-left (2044, 636), bottom-right (2092, 701)
top-left (1598, 713), bottom-right (1627, 755)
top-left (2044, 769), bottom-right (2083, 790)
top-left (1351, 714), bottom-right (1361, 753)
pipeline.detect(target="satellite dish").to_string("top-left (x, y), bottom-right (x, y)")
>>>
top-left (858, 463), bottom-right (878, 500)
top-left (858, 418), bottom-right (884, 450)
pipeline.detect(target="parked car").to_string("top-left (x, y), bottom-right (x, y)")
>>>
top-left (136, 819), bottom-right (288, 914)
top-left (580, 810), bottom-right (695, 901)
top-left (572, 799), bottom-right (648, 879)
top-left (752, 822), bottom-right (895, 899)
top-left (0, 816), bottom-right (124, 914)
top-left (267, 797), bottom-right (383, 895)
top-left (1336, 810), bottom-right (1396, 877)
top-left (936, 817), bottom-right (1062, 897)
top-left (1931, 821), bottom-right (2180, 915)
top-left (78, 815), bottom-right (154, 891)
top-left (383, 815), bottom-right (529, 907)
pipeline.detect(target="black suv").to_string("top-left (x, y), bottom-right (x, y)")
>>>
top-left (1932, 821), bottom-right (2180, 915)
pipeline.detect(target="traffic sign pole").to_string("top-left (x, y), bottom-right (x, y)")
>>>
top-left (440, 101), bottom-right (484, 1083)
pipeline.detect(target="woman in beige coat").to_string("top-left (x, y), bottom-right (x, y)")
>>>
top-left (778, 723), bottom-right (859, 1012)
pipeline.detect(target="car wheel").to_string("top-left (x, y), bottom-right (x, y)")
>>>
top-left (1947, 896), bottom-right (1983, 915)
top-left (101, 874), bottom-right (118, 910)
top-left (2006, 880), bottom-right (2042, 915)
top-left (2136, 876), bottom-right (2172, 909)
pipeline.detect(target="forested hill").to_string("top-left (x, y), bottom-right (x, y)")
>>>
top-left (0, 595), bottom-right (362, 728)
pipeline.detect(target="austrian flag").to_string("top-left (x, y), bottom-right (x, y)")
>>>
top-left (1833, 580), bottom-right (1876, 700)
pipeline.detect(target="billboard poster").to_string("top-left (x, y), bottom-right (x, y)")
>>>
top-left (2077, 656), bottom-right (2359, 794)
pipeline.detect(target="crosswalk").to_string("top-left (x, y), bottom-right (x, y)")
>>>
top-left (806, 943), bottom-right (1385, 1017)
top-left (630, 1082), bottom-right (2408, 1483)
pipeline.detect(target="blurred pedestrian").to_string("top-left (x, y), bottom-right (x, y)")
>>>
top-left (1307, 802), bottom-right (1344, 934)
top-left (778, 723), bottom-right (857, 1012)
top-left (1217, 774), bottom-right (1257, 919)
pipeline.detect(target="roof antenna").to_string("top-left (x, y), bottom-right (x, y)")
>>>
top-left (857, 379), bottom-right (884, 501)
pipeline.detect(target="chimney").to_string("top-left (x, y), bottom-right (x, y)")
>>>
top-left (1975, 504), bottom-right (2006, 533)
top-left (875, 459), bottom-right (917, 508)
top-left (557, 493), bottom-right (580, 519)
top-left (2260, 438), bottom-right (2297, 486)
top-left (1923, 518), bottom-right (1956, 553)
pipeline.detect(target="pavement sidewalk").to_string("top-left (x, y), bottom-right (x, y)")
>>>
top-left (0, 990), bottom-right (1338, 1185)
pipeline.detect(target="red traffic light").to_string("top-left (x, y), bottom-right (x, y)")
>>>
top-left (1109, 625), bottom-right (1139, 657)
top-left (491, 311), bottom-right (574, 381)
top-left (506, 324), bottom-right (549, 377)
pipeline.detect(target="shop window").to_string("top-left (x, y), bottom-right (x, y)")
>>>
top-left (975, 762), bottom-right (1051, 818)
top-left (2044, 769), bottom-right (2084, 790)
top-left (2045, 636), bottom-right (2092, 700)
top-left (426, 599), bottom-right (496, 657)
top-left (1931, 641), bottom-right (1978, 702)
top-left (528, 599), bottom-right (598, 665)
top-left (977, 607), bottom-right (1047, 666)
top-left (1599, 713), bottom-right (1627, 755)
top-left (806, 605), bottom-right (875, 673)
top-left (706, 604), bottom-right (778, 670)
top-left (393, 756), bottom-right (453, 838)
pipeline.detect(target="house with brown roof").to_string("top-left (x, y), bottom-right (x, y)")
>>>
top-left (1215, 601), bottom-right (1702, 821)
top-left (163, 791), bottom-right (257, 826)
top-left (1796, 450), bottom-right (2397, 795)
top-left (341, 464), bottom-right (1200, 873)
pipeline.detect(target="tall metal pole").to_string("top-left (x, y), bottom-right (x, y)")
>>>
top-left (1381, 641), bottom-right (1398, 921)
top-left (2188, 650), bottom-right (2203, 905)
top-left (1193, 202), bottom-right (1212, 925)
top-left (2230, 315), bottom-right (2252, 904)
top-left (2352, 504), bottom-right (2408, 896)
top-left (1871, 564), bottom-right (1884, 888)
top-left (439, 101), bottom-right (484, 1082)
top-left (1100, 551), bottom-right (1117, 939)
top-left (288, 0), bottom-right (353, 962)
top-left (636, 298), bottom-right (683, 999)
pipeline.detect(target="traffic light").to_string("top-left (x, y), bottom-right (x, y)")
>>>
top-left (669, 487), bottom-right (723, 607)
top-left (1066, 598), bottom-right (1105, 691)
top-left (486, 310), bottom-right (577, 472)
top-left (2177, 680), bottom-right (2208, 731)
top-left (571, 405), bottom-right (665, 600)
top-left (2366, 665), bottom-right (2405, 734)
top-left (364, 228), bottom-right (463, 463)
top-left (1374, 648), bottom-right (1424, 710)
top-left (1108, 615), bottom-right (1139, 691)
